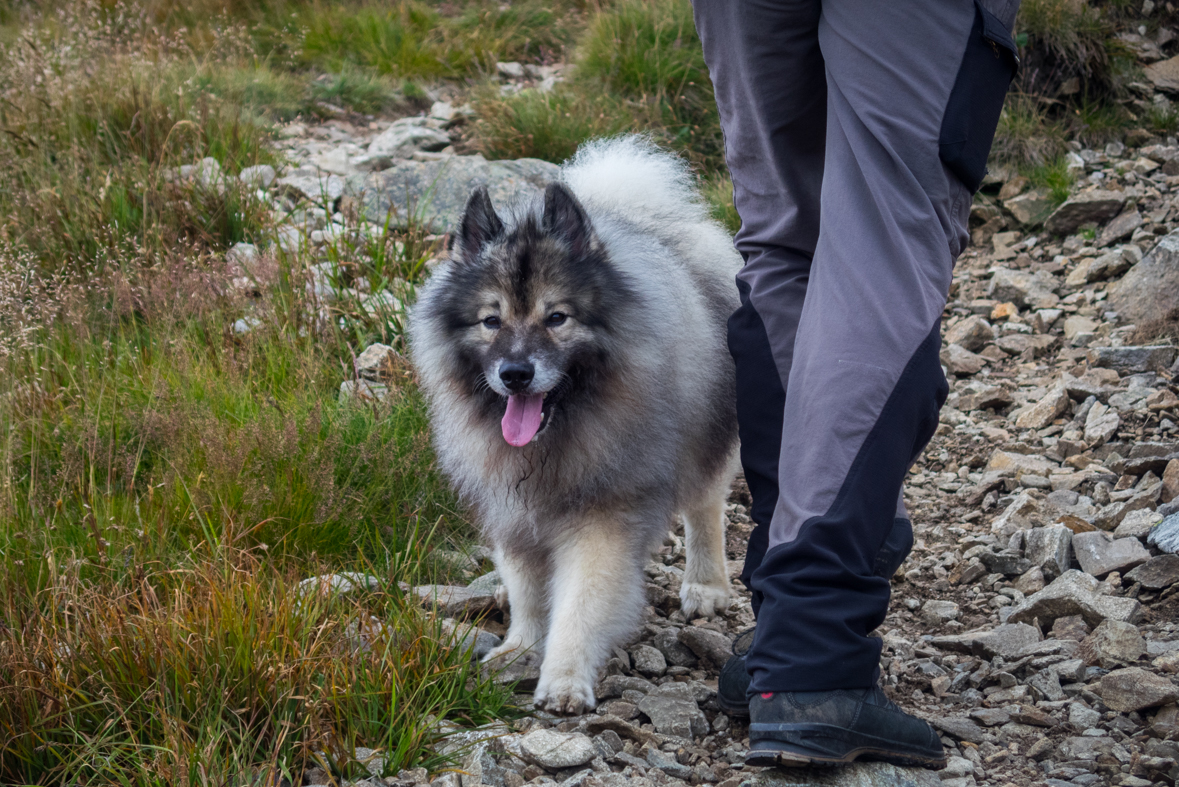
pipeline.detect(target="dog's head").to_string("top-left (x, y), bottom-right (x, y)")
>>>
top-left (434, 182), bottom-right (635, 447)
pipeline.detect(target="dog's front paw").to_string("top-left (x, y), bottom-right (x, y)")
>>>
top-left (680, 581), bottom-right (731, 619)
top-left (534, 672), bottom-right (597, 715)
top-left (494, 584), bottom-right (510, 611)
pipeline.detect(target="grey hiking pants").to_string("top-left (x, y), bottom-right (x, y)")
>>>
top-left (692, 0), bottom-right (1019, 691)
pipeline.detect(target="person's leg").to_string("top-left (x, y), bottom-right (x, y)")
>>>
top-left (746, 0), bottom-right (1015, 715)
top-left (690, 0), bottom-right (825, 614)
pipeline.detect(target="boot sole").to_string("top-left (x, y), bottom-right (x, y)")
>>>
top-left (746, 746), bottom-right (946, 770)
top-left (715, 694), bottom-right (750, 719)
top-left (746, 724), bottom-right (946, 770)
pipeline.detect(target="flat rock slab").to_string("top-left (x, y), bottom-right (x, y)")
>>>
top-left (635, 693), bottom-right (708, 738)
top-left (1125, 554), bottom-right (1179, 589)
top-left (929, 715), bottom-right (986, 743)
top-left (1044, 190), bottom-right (1127, 236)
top-left (1147, 53), bottom-right (1179, 92)
top-left (739, 761), bottom-right (942, 787)
top-left (1110, 230), bottom-right (1179, 326)
top-left (348, 155), bottom-right (559, 231)
top-left (412, 585), bottom-right (497, 616)
top-left (1100, 666), bottom-right (1179, 712)
top-left (1072, 531), bottom-right (1151, 577)
top-left (1008, 569), bottom-right (1142, 628)
top-left (519, 729), bottom-right (596, 769)
top-left (1089, 345), bottom-right (1179, 374)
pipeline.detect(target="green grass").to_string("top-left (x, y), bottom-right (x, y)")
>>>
top-left (473, 0), bottom-right (724, 172)
top-left (1027, 155), bottom-right (1077, 207)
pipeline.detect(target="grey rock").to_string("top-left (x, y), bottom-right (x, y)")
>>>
top-left (240, 164), bottom-right (277, 188)
top-left (920, 599), bottom-right (960, 625)
top-left (1080, 620), bottom-right (1147, 667)
top-left (677, 627), bottom-right (733, 667)
top-left (988, 267), bottom-right (1060, 308)
top-left (368, 117), bottom-right (451, 158)
top-left (1149, 512), bottom-right (1179, 553)
top-left (296, 572), bottom-right (380, 603)
top-left (980, 549), bottom-right (1031, 576)
top-left (1099, 667), bottom-right (1179, 711)
top-left (941, 344), bottom-right (988, 375)
top-left (1114, 509), bottom-right (1163, 540)
top-left (594, 675), bottom-right (656, 699)
top-left (629, 644), bottom-right (667, 677)
top-left (1125, 554), bottom-right (1179, 589)
top-left (989, 491), bottom-right (1045, 538)
top-left (645, 748), bottom-right (691, 780)
top-left (1089, 345), bottom-right (1179, 374)
top-left (955, 382), bottom-right (1013, 411)
top-left (1068, 702), bottom-right (1102, 728)
top-left (354, 343), bottom-right (403, 382)
top-left (466, 570), bottom-right (502, 596)
top-left (740, 761), bottom-right (942, 787)
top-left (1083, 400), bottom-right (1120, 446)
top-left (339, 379), bottom-right (389, 404)
top-left (349, 155), bottom-right (559, 232)
top-left (929, 715), bottom-right (986, 744)
top-left (1028, 669), bottom-right (1066, 701)
top-left (1007, 569), bottom-right (1142, 628)
top-left (1004, 188), bottom-right (1055, 226)
top-left (977, 622), bottom-right (1043, 659)
top-left (1015, 384), bottom-right (1070, 430)
top-left (1109, 229), bottom-right (1179, 326)
top-left (519, 729), bottom-right (596, 770)
top-left (440, 619), bottom-right (502, 660)
top-left (1057, 735), bottom-right (1115, 761)
top-left (1072, 531), bottom-right (1151, 577)
top-left (1098, 210), bottom-right (1144, 247)
top-left (1025, 525), bottom-right (1073, 578)
top-left (1044, 190), bottom-right (1127, 235)
top-left (412, 585), bottom-right (497, 616)
top-left (994, 332), bottom-right (1059, 357)
top-left (653, 627), bottom-right (698, 667)
top-left (970, 706), bottom-right (1011, 726)
top-left (945, 316), bottom-right (995, 352)
top-left (635, 693), bottom-right (707, 738)
top-left (276, 167), bottom-right (345, 205)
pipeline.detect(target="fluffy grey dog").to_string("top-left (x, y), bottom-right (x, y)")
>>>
top-left (409, 136), bottom-right (741, 713)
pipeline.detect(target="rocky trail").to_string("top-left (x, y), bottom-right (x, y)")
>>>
top-left (201, 71), bottom-right (1179, 786)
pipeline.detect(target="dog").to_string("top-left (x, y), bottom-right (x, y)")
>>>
top-left (408, 136), bottom-right (741, 713)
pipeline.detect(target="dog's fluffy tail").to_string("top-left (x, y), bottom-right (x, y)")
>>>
top-left (561, 135), bottom-right (711, 224)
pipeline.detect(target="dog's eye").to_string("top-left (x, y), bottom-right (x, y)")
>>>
top-left (482, 316), bottom-right (501, 329)
top-left (546, 312), bottom-right (567, 327)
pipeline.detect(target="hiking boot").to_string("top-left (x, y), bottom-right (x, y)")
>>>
top-left (716, 627), bottom-right (754, 717)
top-left (745, 686), bottom-right (946, 769)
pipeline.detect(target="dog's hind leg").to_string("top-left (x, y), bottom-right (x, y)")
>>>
top-left (483, 547), bottom-right (547, 665)
top-left (680, 468), bottom-right (734, 619)
top-left (534, 522), bottom-right (645, 714)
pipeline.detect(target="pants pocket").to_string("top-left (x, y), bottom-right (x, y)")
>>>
top-left (939, 0), bottom-right (1019, 193)
top-left (873, 517), bottom-right (914, 579)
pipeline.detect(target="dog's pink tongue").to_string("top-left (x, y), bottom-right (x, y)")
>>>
top-left (502, 394), bottom-right (544, 446)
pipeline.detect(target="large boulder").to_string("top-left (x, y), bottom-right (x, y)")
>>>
top-left (348, 155), bottom-right (560, 232)
top-left (1109, 230), bottom-right (1179, 326)
top-left (1044, 190), bottom-right (1127, 236)
top-left (1007, 569), bottom-right (1142, 628)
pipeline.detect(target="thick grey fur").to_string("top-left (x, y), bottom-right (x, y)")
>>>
top-left (408, 136), bottom-right (741, 713)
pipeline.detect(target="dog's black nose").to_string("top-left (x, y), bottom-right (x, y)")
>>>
top-left (499, 361), bottom-right (535, 391)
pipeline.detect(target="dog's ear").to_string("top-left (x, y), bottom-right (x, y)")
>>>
top-left (542, 182), bottom-right (597, 257)
top-left (458, 186), bottom-right (504, 261)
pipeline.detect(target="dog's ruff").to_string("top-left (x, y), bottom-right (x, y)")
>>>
top-left (409, 136), bottom-right (741, 714)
